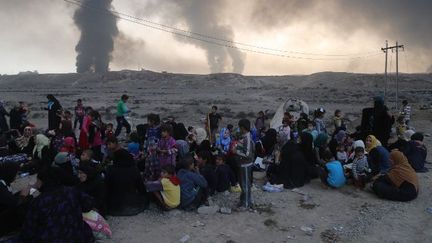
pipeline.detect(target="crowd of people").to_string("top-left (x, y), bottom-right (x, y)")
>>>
top-left (0, 94), bottom-right (428, 241)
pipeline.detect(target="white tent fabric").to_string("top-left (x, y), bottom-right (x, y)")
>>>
top-left (270, 99), bottom-right (309, 129)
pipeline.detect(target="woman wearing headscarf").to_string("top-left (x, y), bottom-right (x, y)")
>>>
top-left (365, 135), bottom-right (381, 153)
top-left (368, 146), bottom-right (391, 175)
top-left (216, 127), bottom-right (232, 154)
top-left (19, 167), bottom-right (95, 242)
top-left (371, 97), bottom-right (394, 147)
top-left (314, 133), bottom-right (329, 165)
top-left (299, 132), bottom-right (319, 179)
top-left (256, 128), bottom-right (277, 158)
top-left (268, 141), bottom-right (309, 189)
top-left (105, 149), bottom-right (148, 216)
top-left (372, 151), bottom-right (419, 202)
top-left (77, 164), bottom-right (107, 217)
top-left (46, 94), bottom-right (62, 131)
top-left (0, 100), bottom-right (9, 134)
top-left (0, 163), bottom-right (32, 237)
top-left (33, 134), bottom-right (53, 170)
top-left (15, 126), bottom-right (35, 155)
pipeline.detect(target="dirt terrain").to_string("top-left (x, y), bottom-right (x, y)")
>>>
top-left (2, 70), bottom-right (432, 243)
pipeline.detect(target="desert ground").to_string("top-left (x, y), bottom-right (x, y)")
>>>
top-left (2, 70), bottom-right (432, 243)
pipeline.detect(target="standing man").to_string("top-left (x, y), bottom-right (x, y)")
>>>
top-left (208, 105), bottom-right (222, 145)
top-left (74, 99), bottom-right (85, 130)
top-left (114, 94), bottom-right (131, 137)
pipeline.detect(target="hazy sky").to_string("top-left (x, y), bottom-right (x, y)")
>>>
top-left (1, 0), bottom-right (431, 75)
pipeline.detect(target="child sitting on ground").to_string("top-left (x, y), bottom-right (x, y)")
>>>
top-left (196, 150), bottom-right (217, 195)
top-left (127, 132), bottom-right (142, 160)
top-left (215, 153), bottom-right (237, 193)
top-left (176, 156), bottom-right (208, 210)
top-left (336, 144), bottom-right (348, 164)
top-left (152, 165), bottom-right (181, 210)
top-left (320, 150), bottom-right (346, 188)
top-left (350, 146), bottom-right (370, 188)
top-left (396, 115), bottom-right (407, 139)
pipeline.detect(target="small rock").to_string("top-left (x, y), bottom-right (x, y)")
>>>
top-left (300, 225), bottom-right (315, 236)
top-left (192, 221), bottom-right (205, 227)
top-left (169, 209), bottom-right (182, 217)
top-left (223, 190), bottom-right (230, 196)
top-left (426, 207), bottom-right (432, 214)
top-left (287, 235), bottom-right (296, 240)
top-left (179, 234), bottom-right (190, 243)
top-left (220, 207), bottom-right (232, 215)
top-left (198, 205), bottom-right (220, 215)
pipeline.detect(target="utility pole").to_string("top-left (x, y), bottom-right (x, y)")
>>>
top-left (381, 40), bottom-right (388, 104)
top-left (381, 41), bottom-right (404, 110)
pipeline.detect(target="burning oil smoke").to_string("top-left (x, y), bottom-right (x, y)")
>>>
top-left (73, 0), bottom-right (118, 73)
top-left (141, 0), bottom-right (245, 74)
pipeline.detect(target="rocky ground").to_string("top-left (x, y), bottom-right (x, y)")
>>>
top-left (2, 70), bottom-right (432, 242)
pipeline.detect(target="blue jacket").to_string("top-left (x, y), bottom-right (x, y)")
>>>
top-left (325, 160), bottom-right (346, 188)
top-left (177, 169), bottom-right (208, 208)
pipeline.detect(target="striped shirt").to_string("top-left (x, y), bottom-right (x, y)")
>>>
top-left (402, 105), bottom-right (411, 121)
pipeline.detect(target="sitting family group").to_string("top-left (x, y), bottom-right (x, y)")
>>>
top-left (0, 95), bottom-right (427, 242)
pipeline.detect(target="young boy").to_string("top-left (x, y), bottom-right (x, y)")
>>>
top-left (215, 153), bottom-right (237, 193)
top-left (396, 115), bottom-right (407, 139)
top-left (234, 119), bottom-right (255, 207)
top-left (157, 124), bottom-right (177, 167)
top-left (320, 150), bottom-right (346, 188)
top-left (351, 147), bottom-right (369, 188)
top-left (152, 165), bottom-right (180, 210)
top-left (333, 109), bottom-right (345, 131)
top-left (196, 151), bottom-right (217, 195)
top-left (401, 100), bottom-right (411, 126)
top-left (176, 156), bottom-right (208, 210)
top-left (74, 99), bottom-right (85, 130)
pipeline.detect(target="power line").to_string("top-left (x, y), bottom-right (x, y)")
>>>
top-left (65, 0), bottom-right (382, 60)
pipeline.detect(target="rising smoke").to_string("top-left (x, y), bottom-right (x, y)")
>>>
top-left (74, 0), bottom-right (118, 73)
top-left (141, 0), bottom-right (245, 74)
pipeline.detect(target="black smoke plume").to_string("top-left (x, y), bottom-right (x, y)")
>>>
top-left (74, 0), bottom-right (118, 73)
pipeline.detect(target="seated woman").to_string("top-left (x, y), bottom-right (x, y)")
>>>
top-left (372, 151), bottom-right (419, 202)
top-left (176, 156), bottom-right (208, 210)
top-left (268, 141), bottom-right (309, 189)
top-left (299, 132), bottom-right (319, 179)
top-left (19, 167), bottom-right (95, 242)
top-left (0, 163), bottom-right (32, 237)
top-left (388, 130), bottom-right (415, 152)
top-left (368, 146), bottom-right (391, 175)
top-left (15, 126), bottom-right (35, 155)
top-left (105, 149), bottom-right (148, 216)
top-left (77, 164), bottom-right (107, 217)
top-left (403, 132), bottom-right (428, 173)
top-left (32, 134), bottom-right (54, 170)
top-left (255, 128), bottom-right (277, 158)
top-left (365, 135), bottom-right (381, 153)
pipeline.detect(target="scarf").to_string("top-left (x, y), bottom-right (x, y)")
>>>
top-left (366, 135), bottom-right (381, 153)
top-left (314, 133), bottom-right (329, 148)
top-left (218, 128), bottom-right (231, 152)
top-left (33, 134), bottom-right (50, 159)
top-left (387, 151), bottom-right (419, 191)
top-left (335, 130), bottom-right (347, 144)
top-left (60, 137), bottom-right (75, 153)
top-left (168, 175), bottom-right (181, 186)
